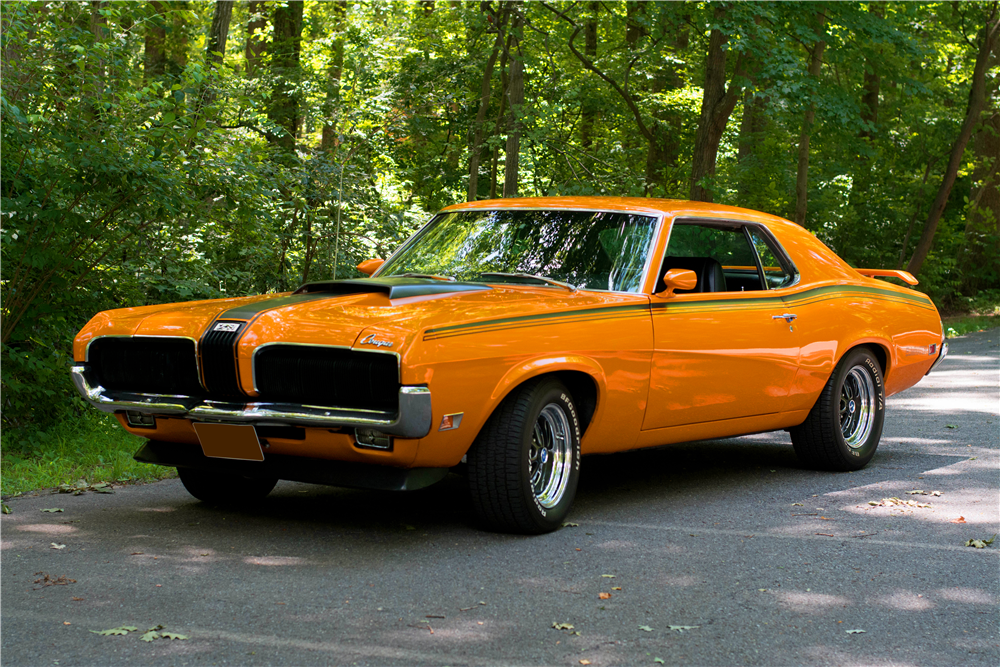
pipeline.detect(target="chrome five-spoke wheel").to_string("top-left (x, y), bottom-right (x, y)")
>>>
top-left (840, 365), bottom-right (876, 448)
top-left (529, 404), bottom-right (574, 509)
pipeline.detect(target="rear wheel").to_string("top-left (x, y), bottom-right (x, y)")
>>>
top-left (791, 347), bottom-right (885, 471)
top-left (467, 378), bottom-right (581, 534)
top-left (177, 467), bottom-right (277, 505)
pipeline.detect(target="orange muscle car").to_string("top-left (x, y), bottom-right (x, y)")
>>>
top-left (72, 197), bottom-right (947, 533)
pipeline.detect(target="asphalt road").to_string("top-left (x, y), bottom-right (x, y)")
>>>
top-left (3, 330), bottom-right (998, 667)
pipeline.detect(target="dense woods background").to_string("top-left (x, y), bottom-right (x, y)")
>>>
top-left (2, 0), bottom-right (999, 433)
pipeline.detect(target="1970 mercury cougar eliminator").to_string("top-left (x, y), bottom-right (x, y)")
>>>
top-left (72, 197), bottom-right (947, 533)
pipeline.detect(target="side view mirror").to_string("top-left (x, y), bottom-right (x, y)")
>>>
top-left (656, 268), bottom-right (698, 298)
top-left (357, 258), bottom-right (384, 276)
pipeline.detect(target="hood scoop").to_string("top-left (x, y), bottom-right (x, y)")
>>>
top-left (294, 277), bottom-right (491, 300)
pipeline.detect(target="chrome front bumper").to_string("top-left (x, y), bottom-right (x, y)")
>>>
top-left (71, 365), bottom-right (432, 438)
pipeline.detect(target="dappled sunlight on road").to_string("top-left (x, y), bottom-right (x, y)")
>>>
top-left (243, 555), bottom-right (309, 566)
top-left (889, 391), bottom-right (999, 414)
top-left (771, 590), bottom-right (851, 614)
top-left (872, 588), bottom-right (934, 611)
top-left (15, 523), bottom-right (78, 535)
top-left (936, 587), bottom-right (997, 605)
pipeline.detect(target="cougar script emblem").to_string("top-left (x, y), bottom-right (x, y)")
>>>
top-left (360, 333), bottom-right (393, 348)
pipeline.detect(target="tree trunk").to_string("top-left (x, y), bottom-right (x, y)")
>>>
top-left (793, 13), bottom-right (826, 226)
top-left (690, 6), bottom-right (744, 203)
top-left (320, 1), bottom-right (347, 155)
top-left (907, 8), bottom-right (1000, 277)
top-left (502, 2), bottom-right (524, 198)
top-left (268, 0), bottom-right (304, 152)
top-left (468, 4), bottom-right (509, 201)
top-left (246, 1), bottom-right (267, 76)
top-left (737, 88), bottom-right (767, 197)
top-left (580, 1), bottom-right (599, 150)
top-left (206, 0), bottom-right (233, 68)
top-left (143, 1), bottom-right (166, 81)
top-left (645, 8), bottom-right (688, 195)
top-left (959, 109), bottom-right (1000, 290)
top-left (169, 1), bottom-right (188, 74)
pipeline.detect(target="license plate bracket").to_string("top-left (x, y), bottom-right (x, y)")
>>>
top-left (193, 423), bottom-right (265, 461)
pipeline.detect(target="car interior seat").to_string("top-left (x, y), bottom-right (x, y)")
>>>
top-left (657, 256), bottom-right (728, 294)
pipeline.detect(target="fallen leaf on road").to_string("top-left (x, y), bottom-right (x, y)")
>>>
top-left (945, 425), bottom-right (957, 429)
top-left (965, 535), bottom-right (997, 549)
top-left (791, 503), bottom-right (804, 506)
top-left (654, 659), bottom-right (665, 664)
top-left (906, 490), bottom-right (926, 495)
top-left (846, 629), bottom-right (866, 634)
top-left (160, 632), bottom-right (188, 640)
top-left (815, 533), bottom-right (835, 537)
top-left (951, 517), bottom-right (966, 524)
top-left (71, 597), bottom-right (84, 601)
top-left (819, 516), bottom-right (833, 521)
top-left (930, 491), bottom-right (942, 496)
top-left (552, 622), bottom-right (575, 631)
top-left (869, 497), bottom-right (931, 508)
top-left (612, 587), bottom-right (622, 591)
top-left (41, 508), bottom-right (64, 513)
top-left (598, 592), bottom-right (611, 600)
top-left (668, 625), bottom-right (699, 633)
top-left (92, 626), bottom-right (138, 636)
top-left (2, 504), bottom-right (11, 514)
top-left (50, 543), bottom-right (66, 549)
top-left (579, 660), bottom-right (591, 665)
top-left (601, 574), bottom-right (615, 578)
top-left (33, 573), bottom-right (76, 587)
top-left (638, 625), bottom-right (653, 632)
top-left (562, 522), bottom-right (579, 527)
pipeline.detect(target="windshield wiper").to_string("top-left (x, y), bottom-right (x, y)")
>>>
top-left (399, 272), bottom-right (456, 282)
top-left (479, 272), bottom-right (578, 293)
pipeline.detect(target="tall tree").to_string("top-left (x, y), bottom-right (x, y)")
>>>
top-left (907, 4), bottom-right (1000, 277)
top-left (690, 5), bottom-right (746, 202)
top-left (579, 1), bottom-right (599, 150)
top-left (502, 0), bottom-right (525, 198)
top-left (143, 1), bottom-right (166, 82)
top-left (468, 2), bottom-right (510, 201)
top-left (793, 12), bottom-right (827, 226)
top-left (205, 0), bottom-right (233, 69)
top-left (320, 1), bottom-right (348, 154)
top-left (246, 1), bottom-right (267, 76)
top-left (268, 0), bottom-right (305, 152)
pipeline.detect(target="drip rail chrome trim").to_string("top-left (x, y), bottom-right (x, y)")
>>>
top-left (71, 366), bottom-right (432, 438)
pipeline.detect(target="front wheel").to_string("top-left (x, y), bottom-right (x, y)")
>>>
top-left (791, 347), bottom-right (885, 471)
top-left (466, 378), bottom-right (581, 534)
top-left (177, 467), bottom-right (278, 505)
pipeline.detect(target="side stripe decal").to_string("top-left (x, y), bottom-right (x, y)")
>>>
top-left (422, 285), bottom-right (935, 341)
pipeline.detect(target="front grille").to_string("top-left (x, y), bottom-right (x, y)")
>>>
top-left (88, 337), bottom-right (201, 396)
top-left (254, 345), bottom-right (400, 411)
top-left (199, 321), bottom-right (246, 397)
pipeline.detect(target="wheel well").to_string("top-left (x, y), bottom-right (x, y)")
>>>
top-left (550, 370), bottom-right (598, 436)
top-left (856, 343), bottom-right (889, 376)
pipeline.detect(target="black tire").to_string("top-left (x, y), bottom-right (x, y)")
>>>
top-left (790, 347), bottom-right (885, 471)
top-left (177, 467), bottom-right (277, 505)
top-left (466, 378), bottom-right (581, 534)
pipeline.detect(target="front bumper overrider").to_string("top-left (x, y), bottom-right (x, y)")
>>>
top-left (70, 365), bottom-right (432, 438)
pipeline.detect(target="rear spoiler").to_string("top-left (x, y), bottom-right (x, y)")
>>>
top-left (855, 269), bottom-right (919, 286)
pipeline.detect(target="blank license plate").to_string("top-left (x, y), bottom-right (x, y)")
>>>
top-left (193, 423), bottom-right (264, 461)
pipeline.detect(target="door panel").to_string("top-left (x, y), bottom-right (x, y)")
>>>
top-left (642, 293), bottom-right (801, 430)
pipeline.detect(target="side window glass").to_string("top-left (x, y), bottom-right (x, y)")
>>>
top-left (659, 223), bottom-right (761, 293)
top-left (747, 227), bottom-right (795, 289)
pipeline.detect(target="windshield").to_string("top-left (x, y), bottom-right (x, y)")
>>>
top-left (378, 209), bottom-right (658, 293)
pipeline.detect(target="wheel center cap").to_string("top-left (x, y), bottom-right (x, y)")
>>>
top-left (540, 449), bottom-right (549, 464)
top-left (849, 400), bottom-right (856, 413)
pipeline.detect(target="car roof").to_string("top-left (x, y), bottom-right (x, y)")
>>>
top-left (441, 196), bottom-right (791, 225)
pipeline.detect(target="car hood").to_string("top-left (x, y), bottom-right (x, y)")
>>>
top-left (75, 277), bottom-right (649, 363)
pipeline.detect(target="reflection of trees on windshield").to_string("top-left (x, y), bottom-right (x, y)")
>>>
top-left (381, 210), bottom-right (656, 292)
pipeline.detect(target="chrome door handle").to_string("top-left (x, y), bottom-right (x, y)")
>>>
top-left (772, 313), bottom-right (797, 323)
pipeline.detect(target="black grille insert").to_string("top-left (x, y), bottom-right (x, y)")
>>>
top-left (254, 346), bottom-right (400, 411)
top-left (88, 337), bottom-right (202, 396)
top-left (200, 321), bottom-right (245, 397)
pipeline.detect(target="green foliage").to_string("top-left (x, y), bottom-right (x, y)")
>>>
top-left (1, 0), bottom-right (996, 439)
top-left (0, 412), bottom-right (174, 496)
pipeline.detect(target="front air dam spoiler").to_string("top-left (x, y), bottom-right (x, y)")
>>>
top-left (135, 441), bottom-right (449, 492)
